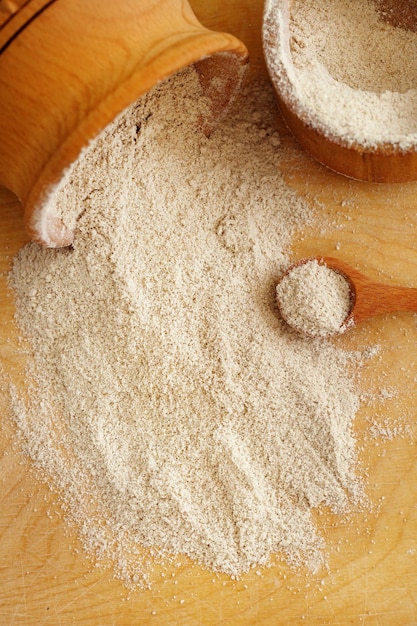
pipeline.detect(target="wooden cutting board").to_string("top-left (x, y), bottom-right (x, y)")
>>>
top-left (1, 0), bottom-right (417, 623)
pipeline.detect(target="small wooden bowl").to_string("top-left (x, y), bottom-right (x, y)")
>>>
top-left (262, 0), bottom-right (417, 183)
top-left (0, 0), bottom-right (248, 246)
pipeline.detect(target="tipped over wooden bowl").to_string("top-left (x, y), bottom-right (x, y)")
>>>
top-left (0, 0), bottom-right (247, 247)
top-left (262, 0), bottom-right (417, 183)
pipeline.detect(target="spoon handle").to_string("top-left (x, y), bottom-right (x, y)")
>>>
top-left (321, 256), bottom-right (417, 326)
top-left (353, 282), bottom-right (417, 325)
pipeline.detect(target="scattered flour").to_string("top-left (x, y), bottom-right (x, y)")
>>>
top-left (276, 259), bottom-right (352, 337)
top-left (7, 68), bottom-right (363, 587)
top-left (263, 0), bottom-right (417, 149)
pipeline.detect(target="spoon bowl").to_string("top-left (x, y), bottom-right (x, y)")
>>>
top-left (262, 0), bottom-right (417, 183)
top-left (278, 256), bottom-right (417, 336)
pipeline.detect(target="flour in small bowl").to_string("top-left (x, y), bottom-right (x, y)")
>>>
top-left (277, 259), bottom-right (352, 337)
top-left (263, 0), bottom-right (417, 149)
top-left (7, 67), bottom-right (364, 588)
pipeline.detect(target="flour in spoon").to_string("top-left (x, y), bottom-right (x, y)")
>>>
top-left (277, 260), bottom-right (352, 337)
top-left (7, 67), bottom-right (363, 587)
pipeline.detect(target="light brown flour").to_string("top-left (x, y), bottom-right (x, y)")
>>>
top-left (264, 0), bottom-right (417, 149)
top-left (277, 260), bottom-right (352, 337)
top-left (8, 68), bottom-right (363, 587)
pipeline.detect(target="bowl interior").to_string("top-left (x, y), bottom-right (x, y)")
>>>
top-left (262, 0), bottom-right (417, 182)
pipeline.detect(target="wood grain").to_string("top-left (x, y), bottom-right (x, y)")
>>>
top-left (1, 0), bottom-right (417, 624)
top-left (0, 0), bottom-right (30, 28)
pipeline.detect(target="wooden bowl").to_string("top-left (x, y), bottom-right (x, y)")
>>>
top-left (262, 0), bottom-right (417, 183)
top-left (0, 0), bottom-right (248, 246)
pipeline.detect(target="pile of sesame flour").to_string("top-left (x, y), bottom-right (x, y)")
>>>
top-left (7, 67), bottom-right (362, 587)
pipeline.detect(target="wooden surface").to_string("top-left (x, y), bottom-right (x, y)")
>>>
top-left (1, 0), bottom-right (417, 623)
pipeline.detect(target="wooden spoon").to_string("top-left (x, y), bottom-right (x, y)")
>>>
top-left (279, 256), bottom-right (417, 336)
